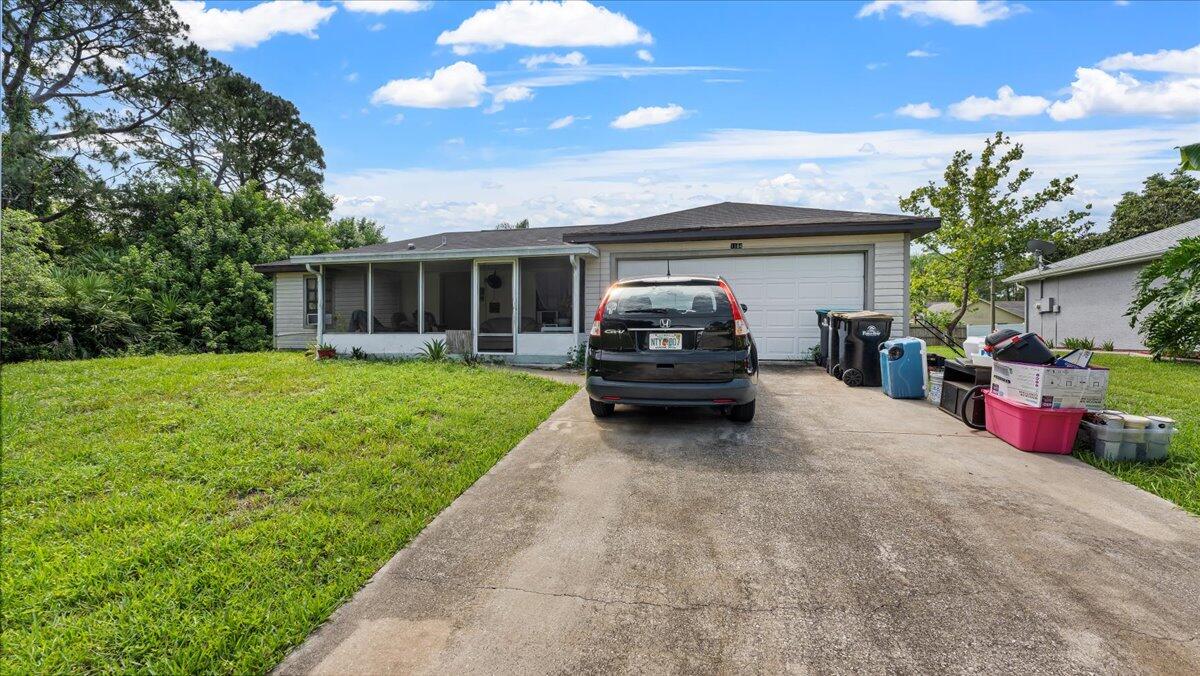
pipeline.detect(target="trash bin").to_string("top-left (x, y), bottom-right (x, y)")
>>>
top-left (835, 311), bottom-right (894, 387)
top-left (879, 338), bottom-right (927, 399)
top-left (827, 311), bottom-right (852, 378)
top-left (815, 308), bottom-right (855, 370)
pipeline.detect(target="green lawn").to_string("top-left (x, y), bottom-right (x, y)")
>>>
top-left (927, 345), bottom-right (1199, 516)
top-left (1, 353), bottom-right (577, 673)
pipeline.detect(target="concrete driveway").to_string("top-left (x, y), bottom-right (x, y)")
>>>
top-left (277, 366), bottom-right (1200, 674)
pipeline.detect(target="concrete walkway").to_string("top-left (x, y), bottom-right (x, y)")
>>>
top-left (277, 366), bottom-right (1200, 674)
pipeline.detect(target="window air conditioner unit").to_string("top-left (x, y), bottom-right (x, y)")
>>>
top-left (306, 313), bottom-right (318, 325)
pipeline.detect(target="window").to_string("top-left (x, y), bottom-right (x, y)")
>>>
top-left (323, 265), bottom-right (368, 333)
top-left (304, 276), bottom-right (318, 326)
top-left (422, 260), bottom-right (471, 332)
top-left (606, 283), bottom-right (730, 318)
top-left (371, 262), bottom-right (419, 333)
top-left (519, 257), bottom-right (573, 333)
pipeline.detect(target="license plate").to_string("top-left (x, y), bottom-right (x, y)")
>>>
top-left (648, 332), bottom-right (682, 350)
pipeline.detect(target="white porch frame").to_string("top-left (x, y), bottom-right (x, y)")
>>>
top-left (312, 248), bottom-right (592, 361)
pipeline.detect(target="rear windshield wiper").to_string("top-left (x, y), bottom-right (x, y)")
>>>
top-left (622, 308), bottom-right (670, 314)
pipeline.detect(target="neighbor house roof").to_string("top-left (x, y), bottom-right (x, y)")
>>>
top-left (254, 201), bottom-right (940, 272)
top-left (1005, 217), bottom-right (1200, 284)
top-left (926, 300), bottom-right (1024, 321)
top-left (563, 202), bottom-right (939, 244)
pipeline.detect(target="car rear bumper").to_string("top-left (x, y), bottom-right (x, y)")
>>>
top-left (586, 376), bottom-right (756, 406)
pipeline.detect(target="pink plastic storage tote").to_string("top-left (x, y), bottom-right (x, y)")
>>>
top-left (983, 391), bottom-right (1085, 454)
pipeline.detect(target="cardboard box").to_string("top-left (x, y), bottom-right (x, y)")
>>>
top-left (989, 361), bottom-right (1109, 410)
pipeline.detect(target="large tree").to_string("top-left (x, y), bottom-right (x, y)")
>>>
top-left (1061, 169), bottom-right (1200, 258)
top-left (901, 132), bottom-right (1092, 337)
top-left (136, 72), bottom-right (329, 212)
top-left (2, 0), bottom-right (214, 220)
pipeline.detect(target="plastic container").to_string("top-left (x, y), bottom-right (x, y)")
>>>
top-left (928, 370), bottom-right (943, 404)
top-left (990, 332), bottom-right (1055, 365)
top-left (1080, 420), bottom-right (1139, 461)
top-left (827, 311), bottom-right (851, 378)
top-left (983, 391), bottom-right (1085, 454)
top-left (815, 308), bottom-right (855, 369)
top-left (834, 311), bottom-right (894, 387)
top-left (879, 338), bottom-right (927, 399)
top-left (1143, 428), bottom-right (1178, 461)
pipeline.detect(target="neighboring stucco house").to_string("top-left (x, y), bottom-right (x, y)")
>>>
top-left (254, 202), bottom-right (939, 363)
top-left (925, 300), bottom-right (1025, 337)
top-left (1005, 217), bottom-right (1200, 350)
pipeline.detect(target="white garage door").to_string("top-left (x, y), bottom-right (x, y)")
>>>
top-left (617, 254), bottom-right (865, 360)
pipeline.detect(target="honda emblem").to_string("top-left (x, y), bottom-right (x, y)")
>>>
top-left (659, 318), bottom-right (671, 328)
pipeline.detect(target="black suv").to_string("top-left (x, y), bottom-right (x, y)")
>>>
top-left (585, 276), bottom-right (758, 422)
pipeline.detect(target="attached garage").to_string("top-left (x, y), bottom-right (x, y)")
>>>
top-left (616, 253), bottom-right (865, 360)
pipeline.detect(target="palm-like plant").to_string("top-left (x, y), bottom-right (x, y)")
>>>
top-left (419, 338), bottom-right (448, 362)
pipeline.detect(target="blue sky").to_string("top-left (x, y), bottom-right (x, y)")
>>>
top-left (175, 0), bottom-right (1200, 239)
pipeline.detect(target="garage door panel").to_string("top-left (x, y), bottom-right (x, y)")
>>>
top-left (616, 253), bottom-right (865, 359)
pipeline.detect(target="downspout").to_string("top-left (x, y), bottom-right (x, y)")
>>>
top-left (306, 263), bottom-right (323, 345)
top-left (570, 254), bottom-right (581, 355)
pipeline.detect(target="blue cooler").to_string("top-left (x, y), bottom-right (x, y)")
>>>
top-left (879, 338), bottom-right (927, 399)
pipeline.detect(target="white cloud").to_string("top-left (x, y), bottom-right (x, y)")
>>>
top-left (436, 1), bottom-right (652, 52)
top-left (866, 62), bottom-right (887, 71)
top-left (345, 72), bottom-right (359, 83)
top-left (173, 1), bottom-right (336, 51)
top-left (948, 85), bottom-right (1049, 120)
top-left (796, 162), bottom-right (824, 175)
top-left (327, 124), bottom-right (1196, 237)
top-left (906, 49), bottom-right (937, 58)
top-left (1097, 44), bottom-right (1200, 75)
top-left (504, 64), bottom-right (738, 90)
top-left (1048, 68), bottom-right (1200, 121)
top-left (388, 113), bottom-right (405, 124)
top-left (371, 61), bottom-right (489, 108)
top-left (368, 22), bottom-right (386, 31)
top-left (519, 51), bottom-right (587, 69)
top-left (856, 1), bottom-right (1025, 27)
top-left (895, 102), bottom-right (941, 119)
top-left (342, 1), bottom-right (430, 13)
top-left (858, 142), bottom-right (878, 153)
top-left (636, 49), bottom-right (654, 63)
top-left (548, 114), bottom-right (579, 129)
top-left (611, 104), bottom-right (686, 129)
top-left (486, 85), bottom-right (534, 113)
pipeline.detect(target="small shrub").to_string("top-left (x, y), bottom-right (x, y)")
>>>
top-left (419, 338), bottom-right (448, 362)
top-left (350, 346), bottom-right (367, 360)
top-left (1061, 337), bottom-right (1095, 350)
top-left (565, 343), bottom-right (586, 369)
top-left (1100, 340), bottom-right (1115, 352)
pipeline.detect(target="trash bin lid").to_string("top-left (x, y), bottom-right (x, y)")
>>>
top-left (839, 310), bottom-right (893, 320)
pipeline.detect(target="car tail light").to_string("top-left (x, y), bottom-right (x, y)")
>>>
top-left (718, 279), bottom-right (749, 336)
top-left (590, 287), bottom-right (614, 337)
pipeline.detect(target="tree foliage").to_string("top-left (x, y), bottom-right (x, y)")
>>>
top-left (1061, 169), bottom-right (1200, 258)
top-left (1127, 236), bottom-right (1200, 359)
top-left (900, 132), bottom-right (1092, 336)
top-left (496, 218), bottom-right (530, 230)
top-left (328, 216), bottom-right (387, 250)
top-left (2, 0), bottom-right (214, 218)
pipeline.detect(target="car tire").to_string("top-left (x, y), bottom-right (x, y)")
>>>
top-left (727, 399), bottom-right (755, 423)
top-left (589, 398), bottom-right (615, 417)
top-left (842, 368), bottom-right (864, 387)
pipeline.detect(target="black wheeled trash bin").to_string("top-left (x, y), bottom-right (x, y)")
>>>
top-left (835, 311), bottom-right (894, 387)
top-left (815, 308), bottom-right (854, 369)
top-left (827, 311), bottom-right (853, 378)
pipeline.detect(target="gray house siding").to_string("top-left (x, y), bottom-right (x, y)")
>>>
top-left (274, 272), bottom-right (317, 349)
top-left (1023, 263), bottom-right (1145, 350)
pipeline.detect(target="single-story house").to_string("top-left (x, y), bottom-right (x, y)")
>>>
top-left (925, 300), bottom-right (1025, 337)
top-left (1005, 217), bottom-right (1200, 350)
top-left (254, 202), bottom-right (939, 363)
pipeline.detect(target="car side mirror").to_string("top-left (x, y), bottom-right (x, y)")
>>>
top-left (740, 303), bottom-right (748, 312)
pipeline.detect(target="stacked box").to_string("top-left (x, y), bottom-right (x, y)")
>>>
top-left (989, 361), bottom-right (1109, 410)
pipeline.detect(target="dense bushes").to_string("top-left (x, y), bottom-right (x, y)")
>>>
top-left (1, 177), bottom-right (384, 362)
top-left (1128, 236), bottom-right (1200, 359)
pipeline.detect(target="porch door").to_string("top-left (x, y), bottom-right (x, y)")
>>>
top-left (477, 261), bottom-right (515, 353)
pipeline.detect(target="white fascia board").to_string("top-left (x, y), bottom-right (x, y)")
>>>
top-left (291, 244), bottom-right (598, 265)
top-left (1003, 251), bottom-right (1162, 284)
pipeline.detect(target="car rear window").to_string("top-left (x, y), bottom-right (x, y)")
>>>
top-left (606, 283), bottom-right (731, 317)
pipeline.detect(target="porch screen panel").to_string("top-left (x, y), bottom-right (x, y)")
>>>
top-left (371, 262), bottom-right (419, 333)
top-left (422, 260), bottom-right (471, 332)
top-left (323, 265), bottom-right (367, 333)
top-left (519, 257), bottom-right (574, 333)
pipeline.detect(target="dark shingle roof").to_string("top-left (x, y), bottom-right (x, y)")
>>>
top-left (1005, 217), bottom-right (1200, 283)
top-left (563, 201), bottom-right (938, 243)
top-left (253, 202), bottom-right (940, 273)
